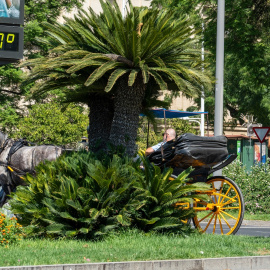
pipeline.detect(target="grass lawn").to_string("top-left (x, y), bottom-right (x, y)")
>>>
top-left (243, 213), bottom-right (270, 221)
top-left (1, 229), bottom-right (270, 267)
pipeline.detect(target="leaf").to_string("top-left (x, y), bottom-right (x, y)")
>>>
top-left (65, 230), bottom-right (78, 237)
top-left (79, 228), bottom-right (89, 234)
top-left (59, 211), bottom-right (77, 221)
top-left (128, 69), bottom-right (139, 86)
top-left (66, 199), bottom-right (83, 212)
top-left (116, 214), bottom-right (131, 226)
top-left (85, 61), bottom-right (122, 86)
top-left (46, 223), bottom-right (66, 234)
top-left (89, 208), bottom-right (100, 219)
top-left (105, 69), bottom-right (129, 92)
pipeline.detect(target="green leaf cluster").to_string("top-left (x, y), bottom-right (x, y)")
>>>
top-left (0, 0), bottom-right (85, 132)
top-left (9, 151), bottom-right (209, 239)
top-left (9, 151), bottom-right (139, 239)
top-left (10, 102), bottom-right (88, 146)
top-left (223, 159), bottom-right (270, 215)
top-left (152, 0), bottom-right (270, 125)
top-left (124, 153), bottom-right (209, 233)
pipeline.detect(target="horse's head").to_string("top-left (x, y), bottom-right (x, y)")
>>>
top-left (0, 131), bottom-right (8, 148)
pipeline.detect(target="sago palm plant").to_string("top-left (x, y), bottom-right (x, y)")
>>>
top-left (9, 152), bottom-right (141, 238)
top-left (22, 0), bottom-right (212, 155)
top-left (124, 154), bottom-right (210, 233)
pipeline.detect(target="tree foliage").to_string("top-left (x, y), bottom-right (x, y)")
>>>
top-left (11, 102), bottom-right (88, 146)
top-left (151, 0), bottom-right (270, 125)
top-left (203, 0), bottom-right (270, 125)
top-left (24, 0), bottom-right (85, 56)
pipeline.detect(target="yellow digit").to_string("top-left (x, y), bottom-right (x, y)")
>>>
top-left (0, 33), bottom-right (4, 49)
top-left (7, 34), bottom-right (15, 44)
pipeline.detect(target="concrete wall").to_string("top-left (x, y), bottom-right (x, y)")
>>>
top-left (1, 256), bottom-right (270, 270)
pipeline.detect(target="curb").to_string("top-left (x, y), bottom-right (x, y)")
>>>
top-left (1, 256), bottom-right (270, 270)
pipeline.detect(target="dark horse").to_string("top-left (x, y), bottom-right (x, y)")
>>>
top-left (0, 131), bottom-right (64, 207)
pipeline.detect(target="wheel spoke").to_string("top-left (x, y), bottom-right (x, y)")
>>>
top-left (198, 211), bottom-right (213, 223)
top-left (222, 206), bottom-right (240, 210)
top-left (220, 212), bottom-right (232, 229)
top-left (212, 192), bottom-right (235, 202)
top-left (220, 209), bottom-right (238, 220)
top-left (222, 195), bottom-right (238, 207)
top-left (203, 213), bottom-right (215, 232)
top-left (218, 214), bottom-right (224, 235)
top-left (213, 214), bottom-right (217, 234)
top-left (220, 186), bottom-right (232, 204)
top-left (217, 181), bottom-right (224, 204)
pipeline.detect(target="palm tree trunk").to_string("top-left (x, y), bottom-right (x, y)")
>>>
top-left (88, 95), bottom-right (114, 152)
top-left (109, 74), bottom-right (145, 156)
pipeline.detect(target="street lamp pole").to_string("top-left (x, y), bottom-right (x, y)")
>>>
top-left (214, 0), bottom-right (225, 137)
top-left (200, 23), bottom-right (205, 136)
top-left (214, 0), bottom-right (225, 176)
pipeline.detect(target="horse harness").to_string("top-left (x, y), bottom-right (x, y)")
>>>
top-left (0, 138), bottom-right (33, 181)
top-left (0, 137), bottom-right (62, 205)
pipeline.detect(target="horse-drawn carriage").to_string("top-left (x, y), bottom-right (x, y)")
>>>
top-left (147, 132), bottom-right (244, 235)
top-left (0, 127), bottom-right (244, 235)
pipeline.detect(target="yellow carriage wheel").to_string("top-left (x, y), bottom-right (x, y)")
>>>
top-left (192, 176), bottom-right (244, 235)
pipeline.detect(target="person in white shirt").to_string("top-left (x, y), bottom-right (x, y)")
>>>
top-left (145, 128), bottom-right (176, 156)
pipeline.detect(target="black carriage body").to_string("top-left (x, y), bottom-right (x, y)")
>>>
top-left (167, 133), bottom-right (228, 168)
top-left (148, 133), bottom-right (234, 182)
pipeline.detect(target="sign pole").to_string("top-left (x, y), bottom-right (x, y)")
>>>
top-left (259, 142), bottom-right (262, 165)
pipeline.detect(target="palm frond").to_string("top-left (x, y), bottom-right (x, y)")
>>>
top-left (105, 69), bottom-right (129, 92)
top-left (128, 69), bottom-right (139, 86)
top-left (85, 61), bottom-right (123, 86)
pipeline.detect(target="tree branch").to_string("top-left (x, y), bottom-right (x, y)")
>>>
top-left (105, 54), bottom-right (134, 67)
top-left (0, 89), bottom-right (22, 95)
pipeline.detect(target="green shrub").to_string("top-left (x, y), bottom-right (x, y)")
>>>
top-left (0, 213), bottom-right (24, 247)
top-left (125, 154), bottom-right (210, 234)
top-left (9, 151), bottom-right (139, 239)
top-left (9, 151), bottom-right (210, 239)
top-left (11, 102), bottom-right (88, 147)
top-left (223, 159), bottom-right (270, 214)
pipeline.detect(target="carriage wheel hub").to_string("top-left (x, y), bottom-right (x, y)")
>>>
top-left (213, 205), bottom-right (221, 213)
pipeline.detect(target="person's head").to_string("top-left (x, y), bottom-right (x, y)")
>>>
top-left (163, 128), bottom-right (176, 142)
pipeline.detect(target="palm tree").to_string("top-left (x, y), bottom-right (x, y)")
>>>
top-left (22, 0), bottom-right (211, 155)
